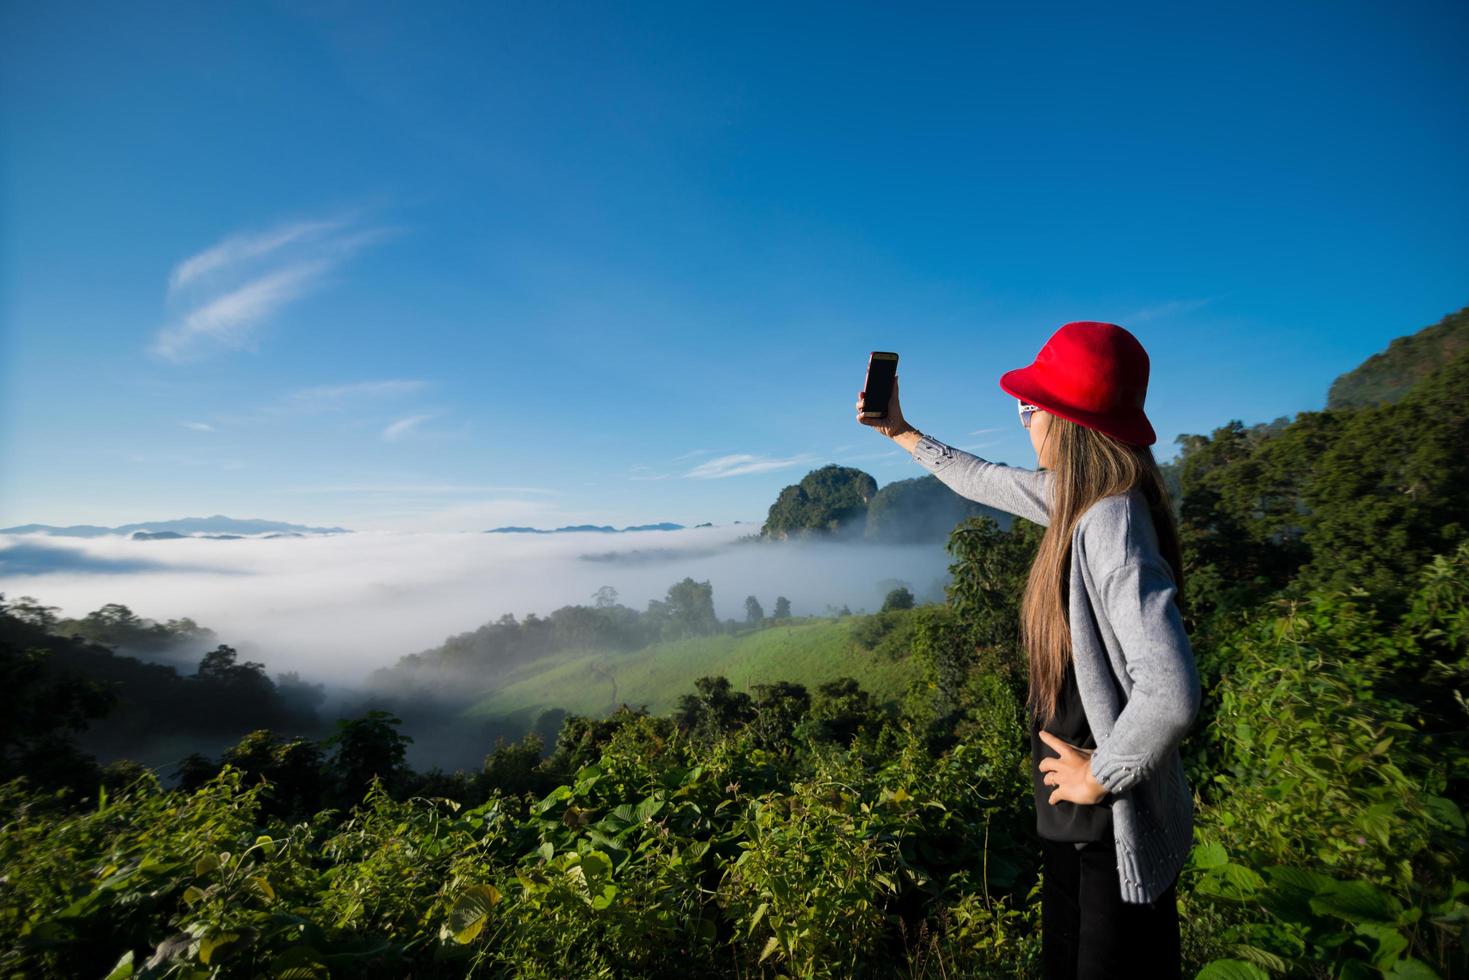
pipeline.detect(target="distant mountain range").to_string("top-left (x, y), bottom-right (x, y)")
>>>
top-left (1, 516), bottom-right (737, 539)
top-left (485, 522), bottom-right (709, 534)
top-left (0, 515), bottom-right (352, 538)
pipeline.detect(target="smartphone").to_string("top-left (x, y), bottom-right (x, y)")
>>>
top-left (862, 352), bottom-right (899, 419)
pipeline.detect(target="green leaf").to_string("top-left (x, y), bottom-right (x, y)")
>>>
top-left (748, 902), bottom-right (769, 937)
top-left (1354, 921), bottom-right (1409, 970)
top-left (199, 932), bottom-right (240, 965)
top-left (581, 849), bottom-right (613, 891)
top-left (590, 883), bottom-right (618, 910)
top-left (759, 935), bottom-right (781, 964)
top-left (1422, 794), bottom-right (1465, 832)
top-left (1192, 841), bottom-right (1229, 869)
top-left (194, 854), bottom-right (220, 876)
top-left (1197, 863), bottom-right (1264, 902)
top-left (535, 785), bottom-right (573, 813)
top-left (267, 945), bottom-right (329, 979)
top-left (635, 794), bottom-right (665, 823)
top-left (1195, 959), bottom-right (1271, 980)
top-left (1310, 879), bottom-right (1402, 924)
top-left (445, 884), bottom-right (502, 945)
top-left (103, 951), bottom-right (134, 980)
top-left (1262, 864), bottom-right (1335, 896)
top-left (182, 886), bottom-right (206, 906)
top-left (1359, 802), bottom-right (1396, 848)
top-left (1387, 956), bottom-right (1445, 979)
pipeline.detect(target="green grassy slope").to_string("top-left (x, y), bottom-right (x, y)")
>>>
top-left (462, 618), bottom-right (914, 731)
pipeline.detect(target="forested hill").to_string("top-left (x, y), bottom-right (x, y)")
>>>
top-left (1327, 302), bottom-right (1469, 409)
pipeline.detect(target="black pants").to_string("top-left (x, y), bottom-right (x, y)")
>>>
top-left (1040, 836), bottom-right (1181, 980)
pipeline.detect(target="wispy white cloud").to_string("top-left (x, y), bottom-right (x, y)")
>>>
top-left (181, 421), bottom-right (216, 432)
top-left (683, 452), bottom-right (822, 479)
top-left (968, 427), bottom-right (1003, 435)
top-left (149, 211), bottom-right (395, 363)
top-left (382, 413), bottom-right (439, 441)
top-left (151, 260), bottom-right (332, 361)
top-left (1122, 297), bottom-right (1217, 324)
top-left (671, 448), bottom-right (713, 461)
top-left (167, 218), bottom-right (344, 294)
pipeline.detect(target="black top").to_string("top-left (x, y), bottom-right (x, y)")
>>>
top-left (1030, 658), bottom-right (1114, 842)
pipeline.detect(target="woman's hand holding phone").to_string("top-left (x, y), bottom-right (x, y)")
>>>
top-left (855, 376), bottom-right (915, 441)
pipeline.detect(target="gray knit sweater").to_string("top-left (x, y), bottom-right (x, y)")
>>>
top-left (908, 433), bottom-right (1201, 905)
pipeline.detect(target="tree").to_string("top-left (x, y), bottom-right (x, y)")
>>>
top-left (665, 577), bottom-right (719, 637)
top-left (324, 710), bottom-right (414, 801)
top-left (806, 677), bottom-right (881, 746)
top-left (275, 671), bottom-right (326, 725)
top-left (194, 645), bottom-right (278, 725)
top-left (82, 603), bottom-right (144, 632)
top-left (592, 586), bottom-right (619, 609)
top-left (0, 642), bottom-right (115, 789)
top-left (745, 595), bottom-right (765, 625)
top-left (772, 596), bottom-right (792, 620)
top-left (483, 730), bottom-right (554, 797)
top-left (882, 586), bottom-right (915, 612)
top-left (748, 680), bottom-right (810, 751)
top-left (218, 729), bottom-right (326, 818)
top-left (673, 675), bottom-right (753, 739)
top-left (5, 596), bottom-right (60, 631)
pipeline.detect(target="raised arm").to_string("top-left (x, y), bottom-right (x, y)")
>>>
top-left (895, 428), bottom-right (1053, 526)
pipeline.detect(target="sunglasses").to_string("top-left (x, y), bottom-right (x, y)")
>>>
top-left (1017, 400), bottom-right (1042, 429)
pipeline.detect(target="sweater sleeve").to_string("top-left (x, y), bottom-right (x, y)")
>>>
top-left (1086, 555), bottom-right (1202, 796)
top-left (907, 433), bottom-right (1052, 526)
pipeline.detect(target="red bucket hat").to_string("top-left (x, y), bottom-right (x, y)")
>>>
top-left (998, 321), bottom-right (1156, 446)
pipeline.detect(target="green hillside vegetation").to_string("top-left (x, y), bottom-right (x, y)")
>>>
top-left (3, 306), bottom-right (1468, 978)
top-left (1327, 303), bottom-right (1469, 409)
top-left (1177, 339), bottom-right (1468, 622)
top-left (760, 464), bottom-right (877, 540)
top-left (757, 460), bottom-right (1019, 543)
top-left (463, 617), bottom-right (918, 732)
top-left (863, 473), bottom-right (1016, 541)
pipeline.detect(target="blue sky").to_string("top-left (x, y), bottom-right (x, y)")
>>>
top-left (3, 0), bottom-right (1466, 532)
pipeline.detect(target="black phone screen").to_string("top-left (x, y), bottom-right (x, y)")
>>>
top-left (863, 352), bottom-right (898, 418)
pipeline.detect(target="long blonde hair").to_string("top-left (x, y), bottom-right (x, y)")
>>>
top-left (1022, 413), bottom-right (1185, 728)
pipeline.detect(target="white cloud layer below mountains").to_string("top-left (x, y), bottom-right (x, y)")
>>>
top-left (0, 526), bottom-right (952, 683)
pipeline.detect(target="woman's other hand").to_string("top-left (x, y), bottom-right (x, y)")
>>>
top-left (855, 375), bottom-right (915, 440)
top-left (1037, 730), bottom-right (1110, 806)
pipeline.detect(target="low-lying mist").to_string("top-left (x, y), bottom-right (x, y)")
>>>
top-left (0, 524), bottom-right (955, 686)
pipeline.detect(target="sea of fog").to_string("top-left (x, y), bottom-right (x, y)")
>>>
top-left (0, 525), bottom-right (956, 683)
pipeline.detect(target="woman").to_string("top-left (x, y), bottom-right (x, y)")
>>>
top-left (855, 321), bottom-right (1200, 979)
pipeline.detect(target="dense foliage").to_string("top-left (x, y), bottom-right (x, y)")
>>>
top-left (1327, 303), bottom-right (1468, 410)
top-left (371, 577), bottom-right (798, 705)
top-left (0, 613), bottom-right (323, 790)
top-left (761, 465), bottom-right (879, 541)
